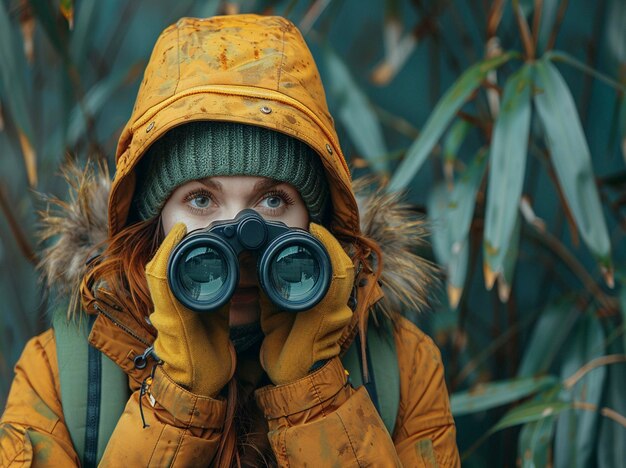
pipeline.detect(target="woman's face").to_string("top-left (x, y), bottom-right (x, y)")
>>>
top-left (160, 175), bottom-right (310, 325)
top-left (161, 175), bottom-right (309, 233)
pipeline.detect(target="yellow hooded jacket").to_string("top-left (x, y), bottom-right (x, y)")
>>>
top-left (1, 15), bottom-right (459, 466)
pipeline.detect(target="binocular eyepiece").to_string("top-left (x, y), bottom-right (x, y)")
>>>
top-left (167, 209), bottom-right (332, 312)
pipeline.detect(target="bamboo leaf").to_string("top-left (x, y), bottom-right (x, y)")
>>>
top-left (518, 299), bottom-right (579, 378)
top-left (554, 312), bottom-right (607, 468)
top-left (70, 0), bottom-right (98, 71)
top-left (492, 399), bottom-right (571, 434)
top-left (60, 0), bottom-right (74, 30)
top-left (606, 0), bottom-right (626, 67)
top-left (518, 414), bottom-right (557, 468)
top-left (324, 46), bottom-right (389, 173)
top-left (451, 375), bottom-right (559, 417)
top-left (536, 0), bottom-right (560, 53)
top-left (17, 131), bottom-right (37, 187)
top-left (387, 51), bottom-right (518, 192)
top-left (533, 59), bottom-right (612, 272)
top-left (428, 184), bottom-right (452, 266)
top-left (448, 149), bottom-right (488, 244)
top-left (497, 213), bottom-right (521, 302)
top-left (443, 120), bottom-right (471, 163)
top-left (620, 96), bottom-right (626, 165)
top-left (428, 184), bottom-right (469, 308)
top-left (619, 272), bottom-right (626, 352)
top-left (545, 51), bottom-right (626, 92)
top-left (516, 386), bottom-right (563, 467)
top-left (427, 149), bottom-right (488, 308)
top-left (484, 64), bottom-right (532, 290)
top-left (446, 240), bottom-right (469, 309)
top-left (597, 340), bottom-right (626, 468)
top-left (67, 62), bottom-right (141, 146)
top-left (29, 0), bottom-right (68, 59)
top-left (447, 149), bottom-right (488, 307)
top-left (0, 1), bottom-right (37, 186)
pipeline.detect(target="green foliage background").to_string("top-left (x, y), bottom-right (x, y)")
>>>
top-left (1, 0), bottom-right (625, 466)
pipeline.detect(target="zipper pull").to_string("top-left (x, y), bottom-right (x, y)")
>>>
top-left (133, 345), bottom-right (161, 370)
top-left (139, 377), bottom-right (151, 428)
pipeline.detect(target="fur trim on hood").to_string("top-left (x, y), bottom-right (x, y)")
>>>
top-left (38, 162), bottom-right (438, 320)
top-left (38, 162), bottom-right (110, 316)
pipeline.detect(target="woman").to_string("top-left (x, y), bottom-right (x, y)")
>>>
top-left (1, 14), bottom-right (459, 466)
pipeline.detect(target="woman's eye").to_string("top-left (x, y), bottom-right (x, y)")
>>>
top-left (189, 194), bottom-right (211, 209)
top-left (264, 196), bottom-right (283, 209)
top-left (259, 190), bottom-right (294, 212)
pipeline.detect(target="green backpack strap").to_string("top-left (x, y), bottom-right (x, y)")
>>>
top-left (341, 321), bottom-right (400, 435)
top-left (53, 312), bottom-right (129, 467)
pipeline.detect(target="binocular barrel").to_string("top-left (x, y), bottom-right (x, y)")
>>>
top-left (167, 210), bottom-right (331, 312)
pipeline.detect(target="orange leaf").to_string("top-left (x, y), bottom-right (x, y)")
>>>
top-left (448, 284), bottom-right (462, 310)
top-left (18, 130), bottom-right (37, 187)
top-left (60, 0), bottom-right (74, 30)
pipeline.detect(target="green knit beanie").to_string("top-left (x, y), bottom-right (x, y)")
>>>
top-left (133, 121), bottom-right (329, 222)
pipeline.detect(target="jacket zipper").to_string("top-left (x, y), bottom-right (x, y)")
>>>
top-left (93, 302), bottom-right (151, 348)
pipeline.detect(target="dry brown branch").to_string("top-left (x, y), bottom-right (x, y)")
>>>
top-left (546, 0), bottom-right (570, 51)
top-left (564, 354), bottom-right (626, 389)
top-left (531, 0), bottom-right (543, 53)
top-left (571, 401), bottom-right (626, 428)
top-left (299, 0), bottom-right (331, 35)
top-left (521, 199), bottom-right (617, 313)
top-left (486, 0), bottom-right (505, 38)
top-left (0, 184), bottom-right (37, 265)
top-left (513, 0), bottom-right (534, 59)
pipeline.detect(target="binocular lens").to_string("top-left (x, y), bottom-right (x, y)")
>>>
top-left (168, 210), bottom-right (330, 312)
top-left (270, 245), bottom-right (320, 302)
top-left (178, 246), bottom-right (229, 302)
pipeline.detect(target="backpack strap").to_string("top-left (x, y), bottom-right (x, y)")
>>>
top-left (341, 320), bottom-right (400, 435)
top-left (53, 312), bottom-right (129, 466)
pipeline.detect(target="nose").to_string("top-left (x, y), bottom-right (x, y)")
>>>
top-left (238, 251), bottom-right (259, 286)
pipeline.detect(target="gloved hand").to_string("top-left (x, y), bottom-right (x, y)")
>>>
top-left (145, 222), bottom-right (234, 398)
top-left (259, 223), bottom-right (355, 386)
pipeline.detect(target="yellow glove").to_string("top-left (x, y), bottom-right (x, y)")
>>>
top-left (259, 223), bottom-right (355, 385)
top-left (145, 223), bottom-right (234, 398)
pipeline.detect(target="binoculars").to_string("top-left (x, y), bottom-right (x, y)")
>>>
top-left (167, 209), bottom-right (332, 312)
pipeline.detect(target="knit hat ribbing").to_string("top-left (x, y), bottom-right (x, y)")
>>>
top-left (133, 121), bottom-right (329, 222)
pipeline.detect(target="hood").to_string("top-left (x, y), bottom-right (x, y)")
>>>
top-left (109, 14), bottom-right (359, 241)
top-left (39, 162), bottom-right (438, 321)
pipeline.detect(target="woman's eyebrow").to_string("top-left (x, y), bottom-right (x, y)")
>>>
top-left (253, 178), bottom-right (281, 192)
top-left (198, 178), bottom-right (223, 191)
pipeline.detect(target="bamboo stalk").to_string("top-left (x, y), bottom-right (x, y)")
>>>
top-left (486, 0), bottom-right (505, 38)
top-left (0, 184), bottom-right (37, 265)
top-left (299, 0), bottom-right (332, 35)
top-left (546, 0), bottom-right (570, 51)
top-left (513, 0), bottom-right (535, 60)
top-left (531, 0), bottom-right (543, 53)
top-left (571, 401), bottom-right (626, 428)
top-left (600, 407), bottom-right (626, 428)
